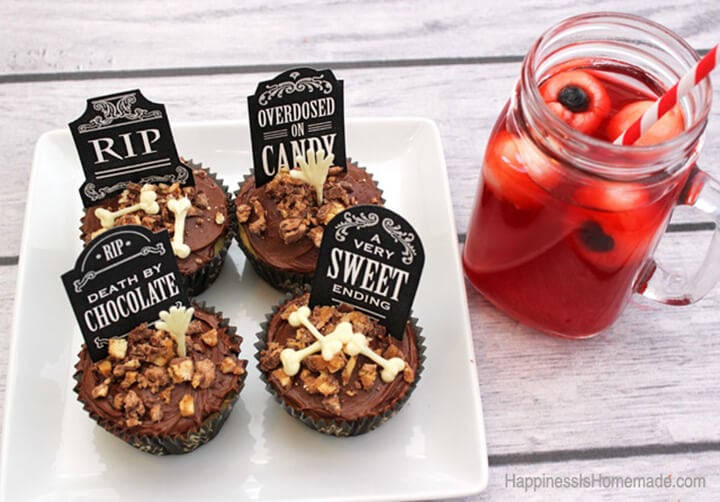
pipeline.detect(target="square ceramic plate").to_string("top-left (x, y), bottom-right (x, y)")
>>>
top-left (1, 118), bottom-right (488, 501)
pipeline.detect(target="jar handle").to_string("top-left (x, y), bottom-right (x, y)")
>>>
top-left (636, 168), bottom-right (720, 304)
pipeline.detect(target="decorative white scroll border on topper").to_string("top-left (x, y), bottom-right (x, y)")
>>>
top-left (78, 92), bottom-right (162, 132)
top-left (332, 211), bottom-right (418, 265)
top-left (73, 243), bottom-right (166, 293)
top-left (83, 165), bottom-right (190, 202)
top-left (258, 72), bottom-right (333, 106)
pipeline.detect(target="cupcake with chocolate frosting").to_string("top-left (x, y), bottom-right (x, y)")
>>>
top-left (256, 292), bottom-right (423, 436)
top-left (80, 162), bottom-right (232, 296)
top-left (234, 150), bottom-right (383, 291)
top-left (74, 302), bottom-right (247, 455)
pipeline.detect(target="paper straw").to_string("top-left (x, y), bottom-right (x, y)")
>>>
top-left (614, 44), bottom-right (718, 145)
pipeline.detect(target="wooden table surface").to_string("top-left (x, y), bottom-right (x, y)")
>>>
top-left (2, 1), bottom-right (719, 500)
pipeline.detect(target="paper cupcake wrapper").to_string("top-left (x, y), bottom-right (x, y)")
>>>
top-left (233, 159), bottom-right (384, 292)
top-left (234, 222), bottom-right (314, 291)
top-left (182, 160), bottom-right (235, 296)
top-left (254, 289), bottom-right (425, 437)
top-left (78, 162), bottom-right (234, 297)
top-left (73, 301), bottom-right (247, 456)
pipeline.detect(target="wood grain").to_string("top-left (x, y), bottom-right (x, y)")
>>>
top-left (2, 2), bottom-right (720, 499)
top-left (1, 63), bottom-right (719, 257)
top-left (1, 1), bottom-right (718, 75)
top-left (0, 266), bottom-right (16, 447)
top-left (474, 451), bottom-right (720, 500)
top-left (2, 234), bottom-right (720, 458)
top-left (463, 229), bottom-right (720, 456)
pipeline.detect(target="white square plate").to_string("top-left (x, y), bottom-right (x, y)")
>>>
top-left (2, 118), bottom-right (488, 501)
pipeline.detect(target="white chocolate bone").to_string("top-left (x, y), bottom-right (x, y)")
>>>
top-left (156, 305), bottom-right (195, 357)
top-left (333, 321), bottom-right (405, 382)
top-left (95, 187), bottom-right (159, 229)
top-left (290, 148), bottom-right (335, 205)
top-left (358, 344), bottom-right (406, 383)
top-left (280, 341), bottom-right (320, 377)
top-left (288, 306), bottom-right (343, 360)
top-left (279, 308), bottom-right (407, 383)
top-left (167, 196), bottom-right (192, 258)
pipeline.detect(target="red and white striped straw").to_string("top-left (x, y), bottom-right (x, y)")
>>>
top-left (614, 44), bottom-right (718, 146)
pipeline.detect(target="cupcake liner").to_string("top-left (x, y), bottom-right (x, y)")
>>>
top-left (182, 160), bottom-right (235, 296)
top-left (233, 158), bottom-right (384, 292)
top-left (73, 301), bottom-right (247, 455)
top-left (234, 219), bottom-right (314, 291)
top-left (255, 289), bottom-right (425, 437)
top-left (78, 162), bottom-right (234, 297)
top-left (73, 383), bottom-right (241, 455)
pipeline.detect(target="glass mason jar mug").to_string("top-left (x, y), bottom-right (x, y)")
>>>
top-left (463, 13), bottom-right (720, 338)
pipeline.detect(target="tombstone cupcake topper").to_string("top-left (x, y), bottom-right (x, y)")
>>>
top-left (62, 225), bottom-right (190, 361)
top-left (310, 205), bottom-right (425, 339)
top-left (69, 89), bottom-right (194, 207)
top-left (248, 67), bottom-right (347, 187)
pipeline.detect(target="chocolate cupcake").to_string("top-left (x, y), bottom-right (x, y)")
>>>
top-left (234, 156), bottom-right (383, 291)
top-left (80, 162), bottom-right (233, 296)
top-left (256, 292), bottom-right (424, 436)
top-left (74, 302), bottom-right (247, 455)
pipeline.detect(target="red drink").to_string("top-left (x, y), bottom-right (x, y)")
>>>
top-left (463, 62), bottom-right (694, 337)
top-left (463, 14), bottom-right (720, 338)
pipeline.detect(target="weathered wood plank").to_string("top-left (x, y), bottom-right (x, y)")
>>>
top-left (2, 64), bottom-right (720, 257)
top-left (4, 2), bottom-right (720, 498)
top-left (0, 265), bottom-right (17, 451)
top-left (467, 229), bottom-right (720, 455)
top-left (2, 232), bottom-right (720, 459)
top-left (1, 1), bottom-right (718, 74)
top-left (472, 451), bottom-right (719, 501)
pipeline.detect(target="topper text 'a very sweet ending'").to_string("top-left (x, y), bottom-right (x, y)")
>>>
top-left (327, 237), bottom-right (410, 309)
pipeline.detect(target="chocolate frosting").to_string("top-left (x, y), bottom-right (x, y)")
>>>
top-left (75, 305), bottom-right (247, 436)
top-left (80, 168), bottom-right (229, 276)
top-left (260, 294), bottom-right (419, 422)
top-left (236, 162), bottom-right (382, 274)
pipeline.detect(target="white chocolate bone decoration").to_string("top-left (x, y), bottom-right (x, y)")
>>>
top-left (156, 305), bottom-right (195, 357)
top-left (288, 306), bottom-right (343, 361)
top-left (95, 186), bottom-right (160, 229)
top-left (290, 148), bottom-right (335, 205)
top-left (280, 306), bottom-right (406, 383)
top-left (166, 196), bottom-right (192, 258)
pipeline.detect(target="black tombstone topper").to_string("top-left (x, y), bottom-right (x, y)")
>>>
top-left (62, 225), bottom-right (189, 362)
top-left (247, 67), bottom-right (347, 187)
top-left (69, 89), bottom-right (194, 208)
top-left (310, 205), bottom-right (425, 340)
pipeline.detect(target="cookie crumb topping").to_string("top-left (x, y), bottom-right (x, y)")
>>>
top-left (88, 169), bottom-right (228, 258)
top-left (236, 163), bottom-right (374, 248)
top-left (260, 300), bottom-right (413, 417)
top-left (87, 310), bottom-right (246, 429)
